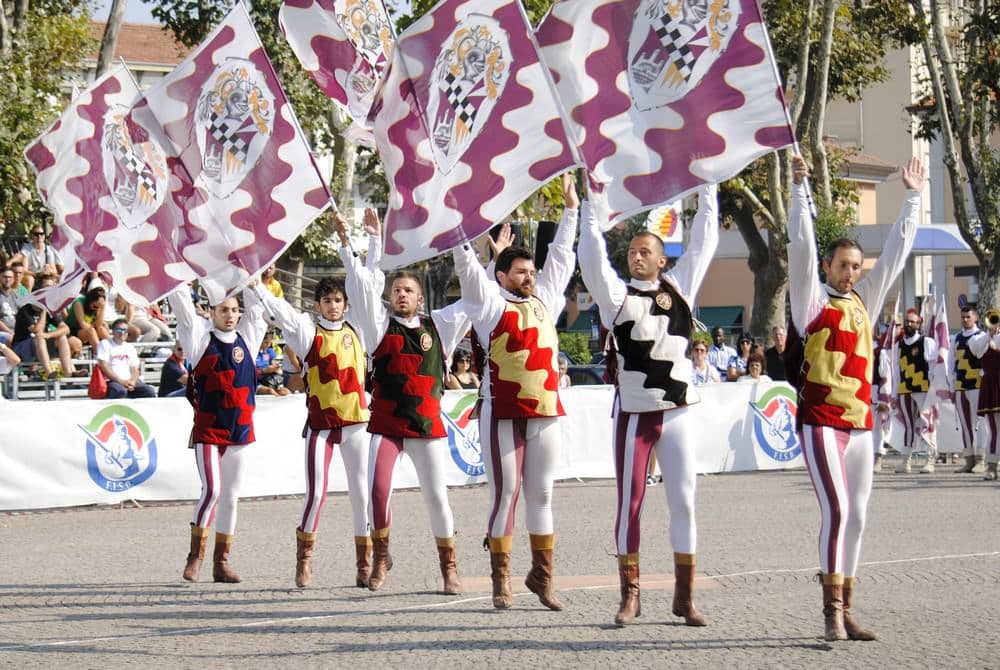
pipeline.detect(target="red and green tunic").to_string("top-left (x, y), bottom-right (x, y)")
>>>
top-left (799, 291), bottom-right (873, 430)
top-left (369, 317), bottom-right (446, 438)
top-left (487, 297), bottom-right (564, 420)
top-left (304, 322), bottom-right (369, 430)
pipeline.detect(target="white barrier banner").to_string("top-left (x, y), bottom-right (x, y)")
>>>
top-left (5, 381), bottom-right (964, 512)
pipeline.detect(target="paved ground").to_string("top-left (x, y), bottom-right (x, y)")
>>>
top-left (2, 456), bottom-right (999, 669)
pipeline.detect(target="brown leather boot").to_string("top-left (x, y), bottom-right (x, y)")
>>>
top-left (614, 554), bottom-right (641, 625)
top-left (295, 529), bottom-right (315, 588)
top-left (524, 534), bottom-right (563, 611)
top-left (843, 577), bottom-right (877, 641)
top-left (956, 454), bottom-right (975, 473)
top-left (821, 573), bottom-right (848, 641)
top-left (182, 524), bottom-right (209, 582)
top-left (212, 533), bottom-right (242, 583)
top-left (436, 537), bottom-right (462, 595)
top-left (355, 536), bottom-right (372, 588)
top-left (487, 535), bottom-right (513, 609)
top-left (368, 529), bottom-right (392, 591)
top-left (672, 553), bottom-right (707, 626)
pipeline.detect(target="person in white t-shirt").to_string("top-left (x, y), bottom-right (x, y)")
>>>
top-left (97, 319), bottom-right (155, 398)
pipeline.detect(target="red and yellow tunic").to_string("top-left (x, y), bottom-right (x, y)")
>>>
top-left (800, 291), bottom-right (873, 430)
top-left (303, 322), bottom-right (369, 431)
top-left (369, 317), bottom-right (446, 439)
top-left (488, 297), bottom-right (564, 420)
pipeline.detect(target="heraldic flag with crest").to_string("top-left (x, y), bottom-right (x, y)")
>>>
top-left (370, 0), bottom-right (579, 269)
top-left (24, 66), bottom-right (190, 308)
top-left (125, 2), bottom-right (332, 303)
top-left (536, 0), bottom-right (796, 224)
top-left (279, 0), bottom-right (395, 130)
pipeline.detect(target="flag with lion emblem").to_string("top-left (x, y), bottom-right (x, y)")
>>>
top-left (369, 0), bottom-right (580, 269)
top-left (536, 0), bottom-right (795, 223)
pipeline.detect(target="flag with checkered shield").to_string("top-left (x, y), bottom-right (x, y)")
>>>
top-left (369, 0), bottom-right (579, 269)
top-left (536, 0), bottom-right (796, 223)
top-left (128, 3), bottom-right (332, 303)
top-left (279, 0), bottom-right (394, 130)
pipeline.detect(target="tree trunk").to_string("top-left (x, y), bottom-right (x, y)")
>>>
top-left (96, 0), bottom-right (128, 77)
top-left (979, 255), bottom-right (1000, 312)
top-left (749, 238), bottom-right (789, 346)
top-left (806, 0), bottom-right (839, 207)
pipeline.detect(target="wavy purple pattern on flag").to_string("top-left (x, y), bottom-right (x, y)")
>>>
top-left (382, 79), bottom-right (434, 253)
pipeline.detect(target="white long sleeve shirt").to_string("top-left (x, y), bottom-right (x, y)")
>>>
top-left (167, 287), bottom-right (267, 368)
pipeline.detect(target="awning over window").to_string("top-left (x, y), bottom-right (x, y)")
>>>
top-left (696, 305), bottom-right (744, 331)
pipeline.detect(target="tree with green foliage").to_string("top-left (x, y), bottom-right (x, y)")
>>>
top-left (0, 0), bottom-right (93, 234)
top-left (906, 0), bottom-right (1000, 310)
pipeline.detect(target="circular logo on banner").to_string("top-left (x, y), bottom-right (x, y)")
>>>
top-left (232, 346), bottom-right (245, 364)
top-left (79, 405), bottom-right (158, 492)
top-left (656, 292), bottom-right (673, 311)
top-left (342, 333), bottom-right (353, 349)
top-left (444, 393), bottom-right (485, 477)
top-left (420, 333), bottom-right (433, 351)
top-left (533, 305), bottom-right (546, 322)
top-left (749, 386), bottom-right (801, 463)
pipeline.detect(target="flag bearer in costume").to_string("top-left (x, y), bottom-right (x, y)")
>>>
top-left (337, 210), bottom-right (469, 595)
top-left (952, 306), bottom-right (985, 474)
top-left (788, 155), bottom-right (924, 641)
top-left (578, 184), bottom-right (719, 626)
top-left (169, 284), bottom-right (267, 584)
top-left (451, 174), bottom-right (578, 612)
top-left (256, 275), bottom-right (372, 588)
top-left (968, 316), bottom-right (1000, 480)
top-left (893, 308), bottom-right (939, 473)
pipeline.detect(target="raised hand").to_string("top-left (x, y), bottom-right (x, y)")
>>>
top-left (901, 157), bottom-right (926, 192)
top-left (487, 222), bottom-right (514, 258)
top-left (562, 172), bottom-right (580, 210)
top-left (363, 207), bottom-right (381, 237)
top-left (333, 213), bottom-right (351, 247)
top-left (791, 155), bottom-right (809, 185)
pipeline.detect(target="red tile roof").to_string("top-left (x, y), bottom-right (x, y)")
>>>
top-left (88, 21), bottom-right (189, 66)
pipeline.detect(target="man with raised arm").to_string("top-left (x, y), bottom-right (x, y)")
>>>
top-left (255, 274), bottom-right (372, 589)
top-left (788, 155), bottom-right (924, 641)
top-left (169, 283), bottom-right (267, 584)
top-left (578, 184), bottom-right (718, 627)
top-left (337, 209), bottom-right (468, 596)
top-left (451, 174), bottom-right (578, 612)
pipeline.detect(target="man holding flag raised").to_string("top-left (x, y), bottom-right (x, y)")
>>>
top-left (788, 154), bottom-right (925, 641)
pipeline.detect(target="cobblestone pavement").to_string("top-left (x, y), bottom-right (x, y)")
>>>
top-left (2, 457), bottom-right (999, 668)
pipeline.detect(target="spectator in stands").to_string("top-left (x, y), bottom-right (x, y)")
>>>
top-left (12, 226), bottom-right (62, 291)
top-left (11, 273), bottom-right (82, 378)
top-left (10, 261), bottom-right (29, 296)
top-left (131, 301), bottom-right (172, 342)
top-left (727, 332), bottom-right (754, 381)
top-left (739, 351), bottom-right (771, 383)
top-left (97, 318), bottom-right (156, 398)
top-left (262, 265), bottom-right (284, 300)
top-left (764, 325), bottom-right (788, 381)
top-left (0, 266), bottom-right (17, 345)
top-left (690, 340), bottom-right (720, 385)
top-left (281, 343), bottom-right (304, 393)
top-left (255, 329), bottom-right (290, 396)
top-left (158, 341), bottom-right (191, 397)
top-left (446, 350), bottom-right (480, 390)
top-left (0, 336), bottom-right (21, 392)
top-left (708, 327), bottom-right (735, 380)
top-left (66, 286), bottom-right (110, 352)
top-left (558, 357), bottom-right (572, 389)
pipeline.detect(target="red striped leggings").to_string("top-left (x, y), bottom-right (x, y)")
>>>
top-left (367, 434), bottom-right (455, 538)
top-left (299, 423), bottom-right (370, 536)
top-left (191, 443), bottom-right (251, 536)
top-left (954, 390), bottom-right (980, 455)
top-left (980, 413), bottom-right (1000, 462)
top-left (898, 392), bottom-right (929, 456)
top-left (800, 425), bottom-right (873, 576)
top-left (612, 406), bottom-right (696, 556)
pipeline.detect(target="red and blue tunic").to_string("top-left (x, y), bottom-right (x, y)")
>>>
top-left (369, 317), bottom-right (446, 439)
top-left (189, 332), bottom-right (257, 446)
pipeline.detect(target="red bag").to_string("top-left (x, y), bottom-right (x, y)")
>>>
top-left (88, 365), bottom-right (108, 399)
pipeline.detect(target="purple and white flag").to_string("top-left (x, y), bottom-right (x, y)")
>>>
top-left (537, 0), bottom-right (796, 223)
top-left (279, 0), bottom-right (395, 127)
top-left (370, 0), bottom-right (579, 269)
top-left (24, 66), bottom-right (188, 307)
top-left (920, 295), bottom-right (951, 445)
top-left (127, 3), bottom-right (332, 302)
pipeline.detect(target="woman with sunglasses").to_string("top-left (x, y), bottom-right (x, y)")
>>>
top-left (446, 351), bottom-right (480, 390)
top-left (12, 227), bottom-right (62, 292)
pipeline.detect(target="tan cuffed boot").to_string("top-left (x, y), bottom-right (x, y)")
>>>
top-left (956, 453), bottom-right (975, 473)
top-left (436, 536), bottom-right (462, 595)
top-left (182, 524), bottom-right (209, 582)
top-left (212, 533), bottom-right (241, 583)
top-left (614, 553), bottom-right (641, 626)
top-left (821, 573), bottom-right (847, 641)
top-left (895, 453), bottom-right (912, 474)
top-left (672, 553), bottom-right (707, 626)
top-left (843, 577), bottom-right (877, 641)
top-left (984, 461), bottom-right (998, 481)
top-left (488, 535), bottom-right (513, 609)
top-left (355, 536), bottom-right (372, 587)
top-left (971, 454), bottom-right (987, 474)
top-left (525, 533), bottom-right (563, 611)
top-left (295, 529), bottom-right (315, 588)
top-left (368, 528), bottom-right (392, 591)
